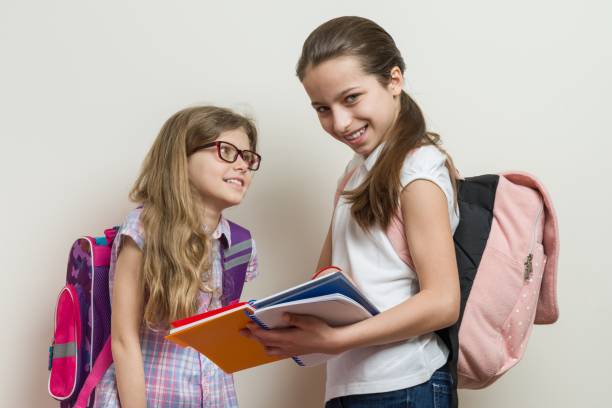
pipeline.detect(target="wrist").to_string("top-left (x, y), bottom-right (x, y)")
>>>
top-left (330, 325), bottom-right (355, 354)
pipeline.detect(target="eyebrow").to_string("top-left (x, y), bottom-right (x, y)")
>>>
top-left (310, 87), bottom-right (361, 107)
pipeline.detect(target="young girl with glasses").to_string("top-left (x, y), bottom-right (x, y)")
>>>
top-left (244, 16), bottom-right (460, 408)
top-left (93, 106), bottom-right (261, 408)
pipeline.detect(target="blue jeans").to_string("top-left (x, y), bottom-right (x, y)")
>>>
top-left (325, 365), bottom-right (453, 408)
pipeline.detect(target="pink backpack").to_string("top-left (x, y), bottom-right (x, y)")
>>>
top-left (335, 169), bottom-right (559, 391)
top-left (48, 230), bottom-right (117, 408)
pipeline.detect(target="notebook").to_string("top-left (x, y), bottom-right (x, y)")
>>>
top-left (165, 269), bottom-right (379, 373)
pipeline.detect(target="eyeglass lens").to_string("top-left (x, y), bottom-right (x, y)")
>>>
top-left (218, 142), bottom-right (260, 170)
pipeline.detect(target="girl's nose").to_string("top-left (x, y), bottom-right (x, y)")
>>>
top-left (332, 108), bottom-right (352, 135)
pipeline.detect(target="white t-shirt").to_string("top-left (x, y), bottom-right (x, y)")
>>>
top-left (326, 144), bottom-right (460, 402)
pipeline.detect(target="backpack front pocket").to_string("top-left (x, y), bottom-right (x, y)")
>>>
top-left (48, 284), bottom-right (82, 401)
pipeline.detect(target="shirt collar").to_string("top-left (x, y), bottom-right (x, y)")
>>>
top-left (211, 216), bottom-right (231, 247)
top-left (361, 142), bottom-right (386, 171)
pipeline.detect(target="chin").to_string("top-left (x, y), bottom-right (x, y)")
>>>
top-left (354, 144), bottom-right (374, 157)
top-left (223, 194), bottom-right (245, 208)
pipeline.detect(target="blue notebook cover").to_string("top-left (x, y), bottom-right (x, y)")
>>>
top-left (251, 271), bottom-right (379, 316)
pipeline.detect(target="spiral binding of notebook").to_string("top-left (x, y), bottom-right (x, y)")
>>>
top-left (244, 301), bottom-right (305, 367)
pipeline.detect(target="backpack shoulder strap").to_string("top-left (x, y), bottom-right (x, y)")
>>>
top-left (334, 167), bottom-right (415, 269)
top-left (73, 337), bottom-right (112, 408)
top-left (220, 220), bottom-right (253, 306)
top-left (334, 168), bottom-right (357, 208)
top-left (386, 212), bottom-right (415, 269)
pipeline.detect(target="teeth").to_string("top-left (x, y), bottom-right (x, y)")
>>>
top-left (345, 126), bottom-right (366, 141)
top-left (225, 179), bottom-right (243, 186)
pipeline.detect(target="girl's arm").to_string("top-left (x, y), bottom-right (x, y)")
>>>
top-left (111, 237), bottom-right (147, 408)
top-left (330, 179), bottom-right (460, 349)
top-left (245, 179), bottom-right (460, 356)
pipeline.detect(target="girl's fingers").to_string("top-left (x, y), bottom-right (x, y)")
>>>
top-left (243, 327), bottom-right (294, 348)
top-left (239, 328), bottom-right (253, 338)
top-left (259, 338), bottom-right (288, 348)
top-left (264, 346), bottom-right (290, 356)
top-left (247, 325), bottom-right (297, 339)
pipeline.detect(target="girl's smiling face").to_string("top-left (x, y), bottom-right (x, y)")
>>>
top-left (302, 55), bottom-right (403, 157)
top-left (187, 128), bottom-right (253, 213)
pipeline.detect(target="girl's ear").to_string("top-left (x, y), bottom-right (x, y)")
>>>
top-left (388, 66), bottom-right (404, 97)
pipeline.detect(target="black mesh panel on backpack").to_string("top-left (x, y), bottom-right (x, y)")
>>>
top-left (435, 174), bottom-right (499, 408)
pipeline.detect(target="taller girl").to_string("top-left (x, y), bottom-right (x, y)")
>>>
top-left (248, 16), bottom-right (461, 407)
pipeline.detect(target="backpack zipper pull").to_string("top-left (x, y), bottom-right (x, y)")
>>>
top-left (524, 253), bottom-right (533, 281)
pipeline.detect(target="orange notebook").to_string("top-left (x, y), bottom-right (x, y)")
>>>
top-left (164, 302), bottom-right (283, 373)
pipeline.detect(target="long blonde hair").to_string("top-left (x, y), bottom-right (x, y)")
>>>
top-left (297, 16), bottom-right (458, 231)
top-left (129, 106), bottom-right (258, 329)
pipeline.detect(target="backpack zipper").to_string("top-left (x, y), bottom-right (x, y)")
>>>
top-left (524, 204), bottom-right (544, 281)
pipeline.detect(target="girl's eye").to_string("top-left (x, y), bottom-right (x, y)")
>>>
top-left (220, 145), bottom-right (235, 158)
top-left (345, 94), bottom-right (360, 104)
top-left (315, 106), bottom-right (329, 114)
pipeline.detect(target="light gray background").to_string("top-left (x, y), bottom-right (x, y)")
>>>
top-left (1, 1), bottom-right (610, 406)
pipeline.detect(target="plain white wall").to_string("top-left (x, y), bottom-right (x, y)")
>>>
top-left (1, 0), bottom-right (610, 406)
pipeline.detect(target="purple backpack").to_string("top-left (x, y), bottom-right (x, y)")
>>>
top-left (48, 220), bottom-right (253, 408)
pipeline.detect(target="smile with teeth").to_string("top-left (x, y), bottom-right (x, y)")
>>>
top-left (224, 178), bottom-right (244, 187)
top-left (344, 125), bottom-right (367, 141)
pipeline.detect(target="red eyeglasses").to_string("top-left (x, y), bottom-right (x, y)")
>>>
top-left (190, 141), bottom-right (261, 171)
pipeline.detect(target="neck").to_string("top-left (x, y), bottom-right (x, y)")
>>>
top-left (376, 95), bottom-right (403, 153)
top-left (201, 205), bottom-right (222, 234)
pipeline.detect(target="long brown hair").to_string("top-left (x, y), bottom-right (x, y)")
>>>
top-left (297, 16), bottom-right (457, 231)
top-left (130, 106), bottom-right (257, 329)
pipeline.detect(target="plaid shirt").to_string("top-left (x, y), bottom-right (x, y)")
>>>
top-left (93, 208), bottom-right (258, 408)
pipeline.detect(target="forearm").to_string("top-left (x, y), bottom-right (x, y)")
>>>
top-left (112, 338), bottom-right (146, 408)
top-left (334, 289), bottom-right (459, 352)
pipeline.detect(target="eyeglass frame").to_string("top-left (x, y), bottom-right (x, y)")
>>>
top-left (189, 140), bottom-right (262, 171)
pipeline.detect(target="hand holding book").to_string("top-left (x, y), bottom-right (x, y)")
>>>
top-left (242, 308), bottom-right (349, 359)
top-left (165, 267), bottom-right (378, 373)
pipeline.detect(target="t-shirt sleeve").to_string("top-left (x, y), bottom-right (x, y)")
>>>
top-left (245, 238), bottom-right (258, 282)
top-left (108, 207), bottom-right (145, 305)
top-left (400, 146), bottom-right (459, 230)
top-left (115, 207), bottom-right (145, 251)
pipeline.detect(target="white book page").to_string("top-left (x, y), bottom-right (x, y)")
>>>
top-left (252, 293), bottom-right (373, 367)
top-left (253, 293), bottom-right (372, 328)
